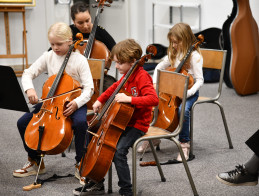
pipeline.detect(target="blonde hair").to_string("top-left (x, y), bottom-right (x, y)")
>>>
top-left (110, 39), bottom-right (142, 63)
top-left (167, 23), bottom-right (200, 68)
top-left (48, 22), bottom-right (72, 41)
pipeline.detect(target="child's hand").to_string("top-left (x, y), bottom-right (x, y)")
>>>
top-left (92, 100), bottom-right (102, 113)
top-left (115, 93), bottom-right (132, 103)
top-left (63, 100), bottom-right (78, 117)
top-left (26, 89), bottom-right (38, 105)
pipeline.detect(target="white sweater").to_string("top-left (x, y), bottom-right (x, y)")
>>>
top-left (22, 50), bottom-right (94, 108)
top-left (153, 51), bottom-right (204, 98)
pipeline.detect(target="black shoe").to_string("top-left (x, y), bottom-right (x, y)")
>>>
top-left (216, 164), bottom-right (258, 186)
top-left (119, 190), bottom-right (133, 196)
top-left (73, 179), bottom-right (105, 195)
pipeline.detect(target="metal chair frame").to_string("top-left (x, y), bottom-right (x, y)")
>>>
top-left (108, 70), bottom-right (199, 196)
top-left (189, 49), bottom-right (233, 156)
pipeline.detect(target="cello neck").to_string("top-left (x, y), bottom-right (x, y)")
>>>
top-left (174, 34), bottom-right (204, 73)
top-left (47, 43), bottom-right (75, 98)
top-left (84, 7), bottom-right (102, 58)
top-left (97, 59), bottom-right (141, 120)
top-left (95, 44), bottom-right (156, 121)
top-left (174, 45), bottom-right (195, 73)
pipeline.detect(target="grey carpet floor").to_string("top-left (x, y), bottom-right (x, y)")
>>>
top-left (0, 67), bottom-right (259, 196)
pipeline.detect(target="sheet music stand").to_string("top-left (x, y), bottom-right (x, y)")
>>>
top-left (0, 65), bottom-right (30, 112)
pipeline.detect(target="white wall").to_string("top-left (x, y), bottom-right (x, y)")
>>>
top-left (0, 0), bottom-right (70, 66)
top-left (1, 0), bottom-right (259, 66)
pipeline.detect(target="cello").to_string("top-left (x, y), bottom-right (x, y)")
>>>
top-left (76, 0), bottom-right (116, 109)
top-left (24, 34), bottom-right (84, 155)
top-left (221, 0), bottom-right (237, 88)
top-left (78, 45), bottom-right (157, 183)
top-left (229, 0), bottom-right (259, 95)
top-left (153, 34), bottom-right (204, 132)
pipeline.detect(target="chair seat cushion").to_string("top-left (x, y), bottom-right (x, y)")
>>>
top-left (198, 96), bottom-right (211, 101)
top-left (143, 126), bottom-right (171, 137)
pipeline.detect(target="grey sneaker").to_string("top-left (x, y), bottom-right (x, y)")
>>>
top-left (216, 164), bottom-right (258, 186)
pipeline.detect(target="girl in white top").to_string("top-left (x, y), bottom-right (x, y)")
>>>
top-left (138, 23), bottom-right (204, 162)
top-left (13, 22), bottom-right (94, 180)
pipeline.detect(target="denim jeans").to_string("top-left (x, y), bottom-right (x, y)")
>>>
top-left (17, 103), bottom-right (88, 163)
top-left (178, 91), bottom-right (199, 143)
top-left (113, 127), bottom-right (144, 196)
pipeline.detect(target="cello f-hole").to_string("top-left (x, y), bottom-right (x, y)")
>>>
top-left (97, 130), bottom-right (104, 146)
top-left (54, 106), bottom-right (60, 120)
top-left (167, 97), bottom-right (172, 107)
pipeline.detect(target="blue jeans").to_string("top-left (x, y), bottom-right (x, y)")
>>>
top-left (178, 91), bottom-right (199, 143)
top-left (113, 127), bottom-right (144, 196)
top-left (17, 103), bottom-right (88, 163)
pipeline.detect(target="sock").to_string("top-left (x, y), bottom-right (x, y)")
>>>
top-left (244, 154), bottom-right (259, 175)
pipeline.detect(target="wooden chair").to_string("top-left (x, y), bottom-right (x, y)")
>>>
top-left (86, 58), bottom-right (106, 115)
top-left (189, 49), bottom-right (233, 156)
top-left (108, 70), bottom-right (199, 196)
top-left (88, 58), bottom-right (105, 95)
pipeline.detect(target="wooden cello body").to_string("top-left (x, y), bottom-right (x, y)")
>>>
top-left (153, 68), bottom-right (194, 132)
top-left (24, 38), bottom-right (83, 155)
top-left (230, 0), bottom-right (259, 95)
top-left (79, 45), bottom-right (157, 183)
top-left (80, 93), bottom-right (134, 182)
top-left (24, 73), bottom-right (80, 155)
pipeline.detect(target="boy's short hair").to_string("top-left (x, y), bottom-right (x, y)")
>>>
top-left (110, 39), bottom-right (142, 63)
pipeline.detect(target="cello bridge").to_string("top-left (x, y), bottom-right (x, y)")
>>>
top-left (40, 108), bottom-right (53, 114)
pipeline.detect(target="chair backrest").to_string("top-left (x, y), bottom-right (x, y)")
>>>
top-left (87, 58), bottom-right (105, 95)
top-left (200, 49), bottom-right (227, 98)
top-left (154, 70), bottom-right (189, 135)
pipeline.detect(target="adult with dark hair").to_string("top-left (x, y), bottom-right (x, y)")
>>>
top-left (70, 1), bottom-right (116, 51)
top-left (216, 129), bottom-right (259, 186)
top-left (70, 1), bottom-right (116, 186)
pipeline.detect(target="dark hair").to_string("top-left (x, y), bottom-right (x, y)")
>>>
top-left (71, 2), bottom-right (90, 21)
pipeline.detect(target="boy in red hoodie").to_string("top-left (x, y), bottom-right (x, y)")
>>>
top-left (73, 39), bottom-right (159, 196)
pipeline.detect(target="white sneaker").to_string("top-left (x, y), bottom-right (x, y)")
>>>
top-left (137, 139), bottom-right (161, 153)
top-left (176, 142), bottom-right (190, 162)
top-left (75, 164), bottom-right (86, 185)
top-left (13, 158), bottom-right (45, 178)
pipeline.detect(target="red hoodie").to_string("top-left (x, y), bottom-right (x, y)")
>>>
top-left (97, 66), bottom-right (159, 133)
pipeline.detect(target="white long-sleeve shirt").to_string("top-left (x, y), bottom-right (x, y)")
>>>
top-left (153, 51), bottom-right (204, 98)
top-left (22, 50), bottom-right (94, 108)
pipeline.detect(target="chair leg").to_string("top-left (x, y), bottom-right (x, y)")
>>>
top-left (148, 140), bottom-right (166, 182)
top-left (108, 166), bottom-right (113, 193)
top-left (215, 101), bottom-right (233, 149)
top-left (132, 140), bottom-right (139, 196)
top-left (132, 139), bottom-right (166, 196)
top-left (171, 137), bottom-right (199, 196)
top-left (190, 102), bottom-right (197, 156)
